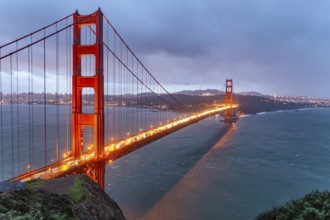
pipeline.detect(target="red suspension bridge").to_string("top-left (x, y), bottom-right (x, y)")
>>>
top-left (0, 9), bottom-right (238, 189)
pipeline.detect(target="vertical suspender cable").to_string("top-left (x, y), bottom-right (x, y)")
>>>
top-left (43, 30), bottom-right (47, 170)
top-left (144, 70), bottom-right (146, 130)
top-left (113, 32), bottom-right (116, 142)
top-left (125, 46), bottom-right (128, 135)
top-left (156, 84), bottom-right (158, 126)
top-left (136, 63), bottom-right (139, 135)
top-left (56, 24), bottom-right (59, 162)
top-left (140, 68), bottom-right (143, 131)
top-left (69, 23), bottom-right (72, 154)
top-left (66, 18), bottom-right (69, 153)
top-left (0, 48), bottom-right (3, 180)
top-left (159, 85), bottom-right (161, 124)
top-left (148, 68), bottom-right (150, 129)
top-left (28, 45), bottom-right (32, 176)
top-left (149, 73), bottom-right (151, 127)
top-left (16, 42), bottom-right (20, 174)
top-left (31, 35), bottom-right (34, 170)
top-left (145, 69), bottom-right (147, 129)
top-left (139, 66), bottom-right (141, 132)
top-left (129, 51), bottom-right (131, 133)
top-left (130, 53), bottom-right (135, 130)
top-left (156, 78), bottom-right (157, 127)
top-left (125, 47), bottom-right (127, 136)
top-left (120, 41), bottom-right (122, 138)
top-left (159, 81), bottom-right (160, 124)
top-left (123, 46), bottom-right (125, 136)
top-left (10, 55), bottom-right (14, 177)
top-left (106, 22), bottom-right (109, 145)
top-left (163, 86), bottom-right (165, 123)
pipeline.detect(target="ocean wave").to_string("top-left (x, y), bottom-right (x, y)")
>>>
top-left (256, 112), bottom-right (268, 115)
top-left (239, 114), bottom-right (251, 118)
top-left (297, 107), bottom-right (323, 111)
top-left (256, 108), bottom-right (318, 115)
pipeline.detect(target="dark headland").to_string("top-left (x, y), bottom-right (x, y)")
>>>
top-left (133, 91), bottom-right (327, 113)
top-left (257, 191), bottom-right (330, 220)
top-left (0, 174), bottom-right (126, 219)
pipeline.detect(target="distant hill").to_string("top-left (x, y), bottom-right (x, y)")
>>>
top-left (175, 89), bottom-right (266, 98)
top-left (172, 94), bottom-right (311, 114)
top-left (104, 89), bottom-right (325, 114)
top-left (173, 89), bottom-right (330, 107)
top-left (174, 89), bottom-right (224, 96)
top-left (237, 91), bottom-right (266, 97)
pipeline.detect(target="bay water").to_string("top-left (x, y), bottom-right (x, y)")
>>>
top-left (1, 105), bottom-right (330, 219)
top-left (105, 108), bottom-right (330, 219)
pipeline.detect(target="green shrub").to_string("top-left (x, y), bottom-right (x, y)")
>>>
top-left (66, 177), bottom-right (84, 203)
top-left (257, 191), bottom-right (330, 220)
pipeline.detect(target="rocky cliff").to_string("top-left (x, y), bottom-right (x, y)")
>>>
top-left (0, 174), bottom-right (126, 220)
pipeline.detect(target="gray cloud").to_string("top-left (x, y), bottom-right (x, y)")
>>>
top-left (1, 0), bottom-right (330, 97)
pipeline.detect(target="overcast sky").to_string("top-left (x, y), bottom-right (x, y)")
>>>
top-left (1, 0), bottom-right (330, 97)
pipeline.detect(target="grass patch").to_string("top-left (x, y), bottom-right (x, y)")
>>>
top-left (66, 177), bottom-right (84, 203)
top-left (26, 179), bottom-right (44, 189)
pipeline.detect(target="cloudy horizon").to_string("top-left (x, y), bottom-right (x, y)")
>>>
top-left (1, 0), bottom-right (330, 98)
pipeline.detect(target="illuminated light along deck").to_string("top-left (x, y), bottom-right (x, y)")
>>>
top-left (11, 105), bottom-right (238, 182)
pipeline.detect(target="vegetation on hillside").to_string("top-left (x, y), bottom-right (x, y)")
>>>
top-left (67, 177), bottom-right (84, 203)
top-left (0, 175), bottom-right (126, 220)
top-left (257, 191), bottom-right (330, 220)
top-left (0, 188), bottom-right (74, 219)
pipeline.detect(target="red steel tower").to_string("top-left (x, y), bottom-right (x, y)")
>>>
top-left (224, 79), bottom-right (235, 121)
top-left (72, 9), bottom-right (105, 189)
top-left (225, 79), bottom-right (233, 106)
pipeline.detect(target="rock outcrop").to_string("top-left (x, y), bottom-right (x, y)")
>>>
top-left (0, 174), bottom-right (126, 220)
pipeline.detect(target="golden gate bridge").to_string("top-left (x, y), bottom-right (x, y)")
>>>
top-left (0, 9), bottom-right (237, 189)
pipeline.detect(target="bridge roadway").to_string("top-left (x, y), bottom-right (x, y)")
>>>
top-left (11, 105), bottom-right (238, 182)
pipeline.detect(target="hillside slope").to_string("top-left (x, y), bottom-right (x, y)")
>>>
top-left (0, 174), bottom-right (126, 220)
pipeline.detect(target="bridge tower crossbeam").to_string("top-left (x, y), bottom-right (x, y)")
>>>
top-left (72, 9), bottom-right (105, 189)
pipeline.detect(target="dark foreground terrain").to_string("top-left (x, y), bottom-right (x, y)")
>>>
top-left (0, 174), bottom-right (126, 219)
top-left (257, 191), bottom-right (330, 220)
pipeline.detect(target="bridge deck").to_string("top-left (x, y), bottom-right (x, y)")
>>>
top-left (11, 105), bottom-right (237, 182)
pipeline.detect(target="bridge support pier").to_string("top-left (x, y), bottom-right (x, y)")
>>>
top-left (72, 9), bottom-right (105, 189)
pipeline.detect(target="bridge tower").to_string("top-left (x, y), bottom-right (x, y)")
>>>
top-left (223, 79), bottom-right (237, 122)
top-left (225, 79), bottom-right (233, 107)
top-left (72, 9), bottom-right (105, 189)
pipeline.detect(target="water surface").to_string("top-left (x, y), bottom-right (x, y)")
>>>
top-left (105, 108), bottom-right (330, 219)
